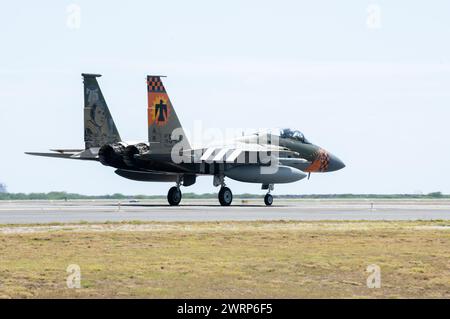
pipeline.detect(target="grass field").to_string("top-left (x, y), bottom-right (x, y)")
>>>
top-left (0, 220), bottom-right (449, 298)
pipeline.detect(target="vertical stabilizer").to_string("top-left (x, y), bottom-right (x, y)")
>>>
top-left (147, 75), bottom-right (190, 154)
top-left (83, 73), bottom-right (121, 149)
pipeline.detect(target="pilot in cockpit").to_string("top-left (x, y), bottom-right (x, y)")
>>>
top-left (279, 128), bottom-right (310, 144)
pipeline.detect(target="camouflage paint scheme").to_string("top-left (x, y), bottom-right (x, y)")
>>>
top-left (26, 74), bottom-right (345, 203)
top-left (83, 74), bottom-right (121, 149)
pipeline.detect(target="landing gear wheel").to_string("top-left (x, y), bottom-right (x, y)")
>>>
top-left (167, 187), bottom-right (182, 206)
top-left (264, 193), bottom-right (273, 206)
top-left (218, 187), bottom-right (233, 206)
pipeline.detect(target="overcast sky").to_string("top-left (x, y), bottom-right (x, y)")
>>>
top-left (1, 1), bottom-right (449, 195)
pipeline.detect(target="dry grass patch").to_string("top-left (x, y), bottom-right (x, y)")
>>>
top-left (0, 220), bottom-right (449, 298)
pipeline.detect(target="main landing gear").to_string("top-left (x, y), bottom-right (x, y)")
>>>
top-left (168, 176), bottom-right (274, 207)
top-left (214, 175), bottom-right (233, 206)
top-left (167, 186), bottom-right (182, 206)
top-left (167, 177), bottom-right (182, 206)
top-left (218, 187), bottom-right (233, 206)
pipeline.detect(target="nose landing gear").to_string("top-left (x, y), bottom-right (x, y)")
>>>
top-left (264, 193), bottom-right (273, 206)
top-left (262, 184), bottom-right (274, 206)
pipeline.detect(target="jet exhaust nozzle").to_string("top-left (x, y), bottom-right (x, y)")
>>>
top-left (123, 143), bottom-right (150, 167)
top-left (98, 143), bottom-right (127, 168)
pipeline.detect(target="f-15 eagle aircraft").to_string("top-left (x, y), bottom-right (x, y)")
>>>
top-left (27, 74), bottom-right (345, 206)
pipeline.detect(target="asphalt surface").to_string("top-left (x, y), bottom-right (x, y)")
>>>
top-left (0, 199), bottom-right (449, 224)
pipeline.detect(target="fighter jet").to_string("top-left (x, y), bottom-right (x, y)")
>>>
top-left (26, 74), bottom-right (345, 206)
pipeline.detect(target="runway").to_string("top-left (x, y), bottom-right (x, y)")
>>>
top-left (0, 199), bottom-right (449, 224)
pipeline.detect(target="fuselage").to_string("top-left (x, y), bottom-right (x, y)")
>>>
top-left (112, 129), bottom-right (345, 185)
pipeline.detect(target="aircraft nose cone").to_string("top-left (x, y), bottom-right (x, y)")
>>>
top-left (328, 154), bottom-right (345, 171)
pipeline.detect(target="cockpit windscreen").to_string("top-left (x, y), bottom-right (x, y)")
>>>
top-left (279, 128), bottom-right (310, 144)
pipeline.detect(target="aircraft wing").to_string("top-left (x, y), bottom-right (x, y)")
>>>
top-left (188, 145), bottom-right (312, 172)
top-left (189, 143), bottom-right (300, 164)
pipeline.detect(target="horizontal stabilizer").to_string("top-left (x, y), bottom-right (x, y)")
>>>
top-left (50, 149), bottom-right (84, 154)
top-left (25, 149), bottom-right (98, 161)
top-left (25, 152), bottom-right (74, 159)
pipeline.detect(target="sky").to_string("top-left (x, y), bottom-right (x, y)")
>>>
top-left (0, 1), bottom-right (449, 195)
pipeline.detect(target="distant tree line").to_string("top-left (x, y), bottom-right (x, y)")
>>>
top-left (0, 191), bottom-right (447, 200)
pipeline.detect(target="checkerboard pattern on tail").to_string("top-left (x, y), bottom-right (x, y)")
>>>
top-left (146, 75), bottom-right (191, 154)
top-left (147, 76), bottom-right (166, 93)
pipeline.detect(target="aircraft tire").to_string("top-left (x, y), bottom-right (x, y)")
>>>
top-left (167, 187), bottom-right (182, 206)
top-left (264, 194), bottom-right (273, 206)
top-left (218, 187), bottom-right (233, 206)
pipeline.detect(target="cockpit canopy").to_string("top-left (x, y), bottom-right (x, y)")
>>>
top-left (252, 128), bottom-right (311, 144)
top-left (279, 128), bottom-right (310, 144)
